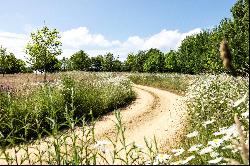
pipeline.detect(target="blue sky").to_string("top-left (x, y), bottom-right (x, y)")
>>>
top-left (0, 0), bottom-right (236, 61)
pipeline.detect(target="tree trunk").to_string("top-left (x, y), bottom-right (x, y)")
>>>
top-left (44, 51), bottom-right (47, 82)
top-left (44, 69), bottom-right (47, 82)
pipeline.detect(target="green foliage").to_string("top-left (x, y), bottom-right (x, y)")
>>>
top-left (90, 55), bottom-right (103, 71)
top-left (67, 51), bottom-right (122, 72)
top-left (164, 50), bottom-right (178, 72)
top-left (25, 26), bottom-right (62, 80)
top-left (144, 48), bottom-right (165, 73)
top-left (101, 53), bottom-right (122, 72)
top-left (70, 50), bottom-right (91, 71)
top-left (122, 0), bottom-right (249, 75)
top-left (0, 72), bottom-right (135, 147)
top-left (128, 73), bottom-right (192, 95)
top-left (0, 46), bottom-right (27, 76)
top-left (124, 49), bottom-right (165, 73)
top-left (113, 59), bottom-right (122, 72)
top-left (124, 53), bottom-right (137, 72)
top-left (169, 0), bottom-right (249, 75)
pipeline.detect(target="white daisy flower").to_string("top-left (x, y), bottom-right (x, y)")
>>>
top-left (199, 146), bottom-right (214, 155)
top-left (232, 149), bottom-right (239, 153)
top-left (208, 139), bottom-right (224, 147)
top-left (188, 144), bottom-right (203, 152)
top-left (222, 144), bottom-right (233, 150)
top-left (213, 127), bottom-right (227, 136)
top-left (210, 151), bottom-right (219, 158)
top-left (241, 111), bottom-right (249, 119)
top-left (186, 131), bottom-right (199, 138)
top-left (233, 93), bottom-right (248, 107)
top-left (172, 148), bottom-right (185, 156)
top-left (202, 119), bottom-right (215, 128)
top-left (222, 125), bottom-right (239, 141)
top-left (155, 153), bottom-right (171, 163)
top-left (181, 155), bottom-right (195, 164)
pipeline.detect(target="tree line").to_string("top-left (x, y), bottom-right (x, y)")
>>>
top-left (124, 0), bottom-right (249, 75)
top-left (0, 0), bottom-right (248, 79)
top-left (0, 46), bottom-right (30, 76)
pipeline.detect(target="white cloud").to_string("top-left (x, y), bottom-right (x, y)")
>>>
top-left (0, 31), bottom-right (28, 60)
top-left (143, 29), bottom-right (181, 50)
top-left (61, 27), bottom-right (120, 49)
top-left (0, 26), bottom-right (202, 62)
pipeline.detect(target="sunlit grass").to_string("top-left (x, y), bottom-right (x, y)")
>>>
top-left (0, 72), bottom-right (249, 165)
top-left (0, 72), bottom-right (135, 148)
top-left (128, 72), bottom-right (193, 95)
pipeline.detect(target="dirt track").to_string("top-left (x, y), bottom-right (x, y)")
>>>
top-left (0, 84), bottom-right (187, 164)
top-left (93, 84), bottom-right (187, 151)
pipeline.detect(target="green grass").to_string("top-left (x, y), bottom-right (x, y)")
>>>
top-left (128, 73), bottom-right (249, 165)
top-left (0, 72), bottom-right (135, 148)
top-left (0, 72), bottom-right (249, 165)
top-left (128, 73), bottom-right (193, 95)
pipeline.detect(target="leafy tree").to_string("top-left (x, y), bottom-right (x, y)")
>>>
top-left (0, 46), bottom-right (8, 76)
top-left (123, 51), bottom-right (148, 72)
top-left (90, 55), bottom-right (103, 71)
top-left (124, 53), bottom-right (137, 72)
top-left (113, 58), bottom-right (122, 72)
top-left (102, 53), bottom-right (115, 72)
top-left (16, 59), bottom-right (28, 73)
top-left (164, 50), bottom-right (178, 72)
top-left (136, 50), bottom-right (148, 72)
top-left (70, 50), bottom-right (91, 71)
top-left (143, 48), bottom-right (165, 72)
top-left (229, 0), bottom-right (249, 73)
top-left (61, 57), bottom-right (75, 71)
top-left (25, 26), bottom-right (62, 81)
top-left (4, 53), bottom-right (20, 74)
top-left (45, 57), bottom-right (62, 73)
top-left (0, 46), bottom-right (27, 76)
top-left (153, 0), bottom-right (248, 75)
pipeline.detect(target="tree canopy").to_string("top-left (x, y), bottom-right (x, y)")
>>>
top-left (0, 46), bottom-right (27, 76)
top-left (26, 26), bottom-right (62, 80)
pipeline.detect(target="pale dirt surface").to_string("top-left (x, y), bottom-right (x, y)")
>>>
top-left (0, 84), bottom-right (187, 165)
top-left (94, 84), bottom-right (187, 150)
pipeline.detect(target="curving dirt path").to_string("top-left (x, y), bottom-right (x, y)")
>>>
top-left (0, 84), bottom-right (187, 165)
top-left (93, 84), bottom-right (187, 151)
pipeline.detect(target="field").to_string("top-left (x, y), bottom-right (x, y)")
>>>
top-left (0, 0), bottom-right (248, 165)
top-left (0, 72), bottom-right (248, 165)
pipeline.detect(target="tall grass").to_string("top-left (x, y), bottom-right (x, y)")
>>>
top-left (0, 72), bottom-right (249, 165)
top-left (0, 72), bottom-right (135, 148)
top-left (128, 73), bottom-right (249, 165)
top-left (131, 74), bottom-right (249, 165)
top-left (128, 73), bottom-right (193, 95)
top-left (173, 74), bottom-right (249, 165)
